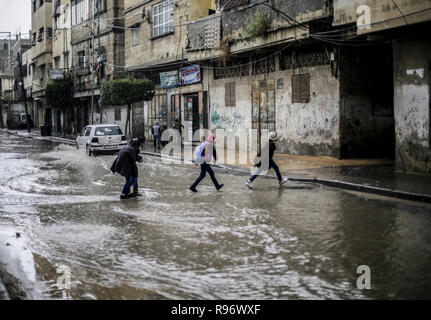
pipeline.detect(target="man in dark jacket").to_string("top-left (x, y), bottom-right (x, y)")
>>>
top-left (245, 132), bottom-right (289, 189)
top-left (111, 136), bottom-right (145, 199)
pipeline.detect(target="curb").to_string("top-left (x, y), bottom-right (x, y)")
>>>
top-left (141, 151), bottom-right (431, 204)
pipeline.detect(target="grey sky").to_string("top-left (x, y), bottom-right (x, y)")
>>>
top-left (0, 0), bottom-right (31, 38)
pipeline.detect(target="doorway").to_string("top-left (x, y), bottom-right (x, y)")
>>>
top-left (339, 44), bottom-right (395, 159)
top-left (252, 80), bottom-right (276, 132)
top-left (185, 94), bottom-right (200, 142)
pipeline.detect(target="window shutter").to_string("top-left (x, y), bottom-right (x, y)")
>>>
top-left (292, 74), bottom-right (310, 103)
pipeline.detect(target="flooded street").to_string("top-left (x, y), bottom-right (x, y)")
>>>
top-left (1, 132), bottom-right (431, 300)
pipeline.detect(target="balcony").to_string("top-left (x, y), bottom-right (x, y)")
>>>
top-left (187, 14), bottom-right (221, 51)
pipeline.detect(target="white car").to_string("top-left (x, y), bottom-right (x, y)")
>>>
top-left (76, 124), bottom-right (128, 156)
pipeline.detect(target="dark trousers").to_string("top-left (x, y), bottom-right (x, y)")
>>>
top-left (154, 135), bottom-right (160, 148)
top-left (122, 176), bottom-right (138, 195)
top-left (250, 159), bottom-right (282, 182)
top-left (191, 163), bottom-right (221, 189)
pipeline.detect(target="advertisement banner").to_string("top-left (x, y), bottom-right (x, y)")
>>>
top-left (180, 65), bottom-right (201, 86)
top-left (160, 71), bottom-right (179, 89)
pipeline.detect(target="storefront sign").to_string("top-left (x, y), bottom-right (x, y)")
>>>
top-left (160, 71), bottom-right (179, 89)
top-left (49, 70), bottom-right (64, 80)
top-left (180, 65), bottom-right (201, 86)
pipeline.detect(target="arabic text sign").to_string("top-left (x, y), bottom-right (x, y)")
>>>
top-left (180, 65), bottom-right (201, 86)
top-left (160, 71), bottom-right (179, 89)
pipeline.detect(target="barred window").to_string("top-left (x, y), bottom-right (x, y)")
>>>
top-left (152, 0), bottom-right (174, 38)
top-left (214, 59), bottom-right (249, 80)
top-left (280, 50), bottom-right (330, 70)
top-left (252, 56), bottom-right (275, 75)
top-left (78, 51), bottom-right (85, 69)
top-left (72, 0), bottom-right (89, 26)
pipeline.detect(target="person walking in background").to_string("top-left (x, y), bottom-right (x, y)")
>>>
top-left (190, 134), bottom-right (224, 193)
top-left (111, 136), bottom-right (145, 199)
top-left (174, 118), bottom-right (184, 146)
top-left (152, 120), bottom-right (161, 150)
top-left (246, 132), bottom-right (289, 189)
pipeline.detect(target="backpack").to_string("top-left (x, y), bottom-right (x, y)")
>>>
top-left (193, 142), bottom-right (208, 164)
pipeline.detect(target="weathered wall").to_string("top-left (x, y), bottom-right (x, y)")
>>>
top-left (72, 0), bottom-right (125, 95)
top-left (124, 0), bottom-right (188, 69)
top-left (204, 55), bottom-right (341, 156)
top-left (334, 0), bottom-right (431, 33)
top-left (100, 106), bottom-right (128, 133)
top-left (52, 0), bottom-right (72, 70)
top-left (339, 44), bottom-right (395, 158)
top-left (394, 37), bottom-right (431, 173)
top-left (189, 0), bottom-right (216, 21)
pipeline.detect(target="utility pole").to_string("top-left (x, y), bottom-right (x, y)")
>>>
top-left (97, 1), bottom-right (103, 124)
top-left (17, 52), bottom-right (30, 133)
top-left (91, 0), bottom-right (95, 124)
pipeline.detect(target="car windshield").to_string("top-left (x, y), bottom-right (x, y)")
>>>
top-left (94, 126), bottom-right (123, 136)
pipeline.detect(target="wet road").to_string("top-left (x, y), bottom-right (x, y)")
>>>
top-left (1, 132), bottom-right (431, 299)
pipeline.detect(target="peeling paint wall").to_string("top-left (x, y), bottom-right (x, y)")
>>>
top-left (204, 56), bottom-right (341, 156)
top-left (394, 38), bottom-right (431, 173)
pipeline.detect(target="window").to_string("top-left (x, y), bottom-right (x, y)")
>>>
top-left (115, 108), bottom-right (121, 121)
top-left (78, 51), bottom-right (85, 69)
top-left (132, 25), bottom-right (140, 46)
top-left (292, 74), bottom-right (310, 104)
top-left (225, 82), bottom-right (236, 107)
top-left (152, 0), bottom-right (174, 38)
top-left (64, 52), bottom-right (69, 69)
top-left (47, 28), bottom-right (53, 38)
top-left (39, 0), bottom-right (44, 7)
top-left (32, 0), bottom-right (36, 13)
top-left (54, 57), bottom-right (60, 69)
top-left (63, 5), bottom-right (69, 24)
top-left (32, 33), bottom-right (36, 46)
top-left (95, 126), bottom-right (123, 136)
top-left (72, 0), bottom-right (89, 26)
top-left (38, 28), bottom-right (44, 42)
top-left (96, 0), bottom-right (106, 13)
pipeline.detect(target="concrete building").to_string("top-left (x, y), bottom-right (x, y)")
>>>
top-left (187, 0), bottom-right (337, 154)
top-left (51, 0), bottom-right (73, 134)
top-left (0, 35), bottom-right (32, 129)
top-left (333, 0), bottom-right (431, 172)
top-left (31, 0), bottom-right (54, 128)
top-left (70, 0), bottom-right (126, 133)
top-left (124, 0), bottom-right (217, 141)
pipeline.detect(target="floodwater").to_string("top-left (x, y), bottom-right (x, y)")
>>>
top-left (0, 132), bottom-right (431, 300)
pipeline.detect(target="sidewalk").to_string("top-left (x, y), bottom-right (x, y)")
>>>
top-left (142, 142), bottom-right (431, 203)
top-left (2, 130), bottom-right (431, 203)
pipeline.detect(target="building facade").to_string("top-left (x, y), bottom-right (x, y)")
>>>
top-left (124, 0), bottom-right (217, 141)
top-left (31, 0), bottom-right (54, 128)
top-left (333, 0), bottom-right (431, 172)
top-left (70, 0), bottom-right (126, 133)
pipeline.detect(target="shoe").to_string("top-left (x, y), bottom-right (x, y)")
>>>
top-left (245, 180), bottom-right (253, 189)
top-left (216, 184), bottom-right (224, 191)
top-left (120, 194), bottom-right (130, 199)
top-left (189, 187), bottom-right (198, 193)
top-left (133, 190), bottom-right (143, 197)
top-left (279, 177), bottom-right (289, 186)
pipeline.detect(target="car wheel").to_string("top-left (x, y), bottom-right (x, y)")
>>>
top-left (86, 145), bottom-right (93, 156)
